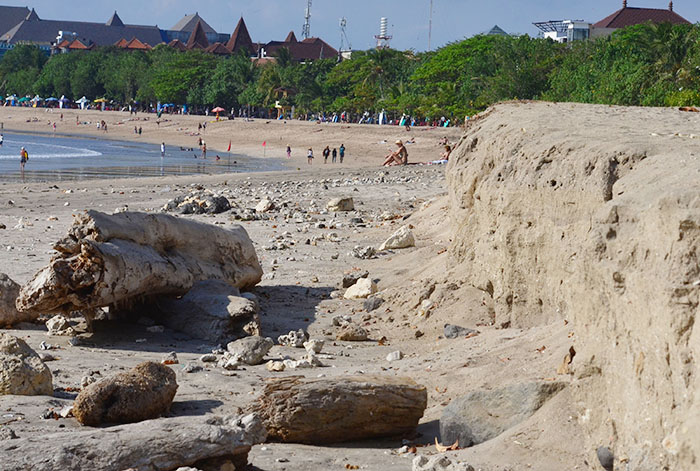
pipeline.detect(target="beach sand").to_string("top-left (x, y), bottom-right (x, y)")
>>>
top-left (0, 104), bottom-right (591, 470)
top-left (0, 107), bottom-right (463, 168)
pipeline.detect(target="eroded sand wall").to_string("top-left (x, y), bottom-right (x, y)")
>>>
top-left (447, 102), bottom-right (699, 470)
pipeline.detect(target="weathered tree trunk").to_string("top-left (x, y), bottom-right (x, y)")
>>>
top-left (0, 414), bottom-right (266, 471)
top-left (16, 211), bottom-right (262, 314)
top-left (253, 375), bottom-right (427, 444)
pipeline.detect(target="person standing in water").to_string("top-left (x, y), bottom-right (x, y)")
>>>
top-left (0, 134), bottom-right (4, 147)
top-left (19, 146), bottom-right (28, 180)
top-left (161, 142), bottom-right (166, 158)
top-left (286, 145), bottom-right (291, 159)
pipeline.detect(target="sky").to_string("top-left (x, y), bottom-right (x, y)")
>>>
top-left (3, 0), bottom-right (700, 51)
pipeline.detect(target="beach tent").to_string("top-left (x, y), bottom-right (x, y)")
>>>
top-left (59, 96), bottom-right (71, 108)
top-left (18, 96), bottom-right (30, 103)
top-left (76, 96), bottom-right (89, 110)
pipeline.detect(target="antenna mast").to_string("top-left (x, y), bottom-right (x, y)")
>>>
top-left (339, 17), bottom-right (352, 52)
top-left (375, 17), bottom-right (392, 49)
top-left (302, 0), bottom-right (312, 39)
top-left (428, 0), bottom-right (433, 51)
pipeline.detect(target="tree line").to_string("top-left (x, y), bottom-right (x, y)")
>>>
top-left (1, 22), bottom-right (699, 119)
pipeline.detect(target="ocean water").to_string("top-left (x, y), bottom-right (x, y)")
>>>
top-left (0, 132), bottom-right (283, 182)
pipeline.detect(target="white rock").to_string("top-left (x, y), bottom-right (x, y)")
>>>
top-left (326, 197), bottom-right (354, 212)
top-left (379, 226), bottom-right (416, 251)
top-left (0, 333), bottom-right (53, 396)
top-left (303, 339), bottom-right (324, 354)
top-left (386, 350), bottom-right (403, 362)
top-left (278, 329), bottom-right (308, 348)
top-left (266, 360), bottom-right (286, 372)
top-left (255, 199), bottom-right (275, 213)
top-left (344, 278), bottom-right (378, 299)
top-left (45, 315), bottom-right (75, 336)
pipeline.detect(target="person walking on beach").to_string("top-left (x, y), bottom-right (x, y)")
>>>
top-left (19, 146), bottom-right (28, 180)
top-left (339, 144), bottom-right (345, 163)
top-left (332, 148), bottom-right (337, 164)
top-left (307, 148), bottom-right (314, 165)
top-left (286, 145), bottom-right (291, 159)
top-left (161, 142), bottom-right (166, 158)
top-left (138, 126), bottom-right (142, 136)
top-left (323, 146), bottom-right (330, 164)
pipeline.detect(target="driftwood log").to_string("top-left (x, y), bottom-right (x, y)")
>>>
top-left (0, 414), bottom-right (266, 471)
top-left (253, 375), bottom-right (428, 444)
top-left (16, 210), bottom-right (262, 314)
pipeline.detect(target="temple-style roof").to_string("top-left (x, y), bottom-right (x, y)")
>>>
top-left (0, 6), bottom-right (30, 37)
top-left (114, 38), bottom-right (129, 47)
top-left (185, 20), bottom-right (209, 49)
top-left (106, 11), bottom-right (124, 27)
top-left (487, 25), bottom-right (509, 36)
top-left (226, 17), bottom-right (254, 54)
top-left (67, 38), bottom-right (93, 50)
top-left (594, 2), bottom-right (690, 28)
top-left (170, 13), bottom-right (217, 34)
top-left (205, 42), bottom-right (231, 55)
top-left (168, 38), bottom-right (187, 51)
top-left (285, 30), bottom-right (298, 42)
top-left (25, 8), bottom-right (40, 22)
top-left (122, 38), bottom-right (151, 50)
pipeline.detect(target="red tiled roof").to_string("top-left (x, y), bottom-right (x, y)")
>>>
top-left (226, 17), bottom-right (254, 54)
top-left (205, 42), bottom-right (231, 55)
top-left (125, 38), bottom-right (151, 50)
top-left (186, 19), bottom-right (209, 49)
top-left (67, 39), bottom-right (93, 50)
top-left (594, 6), bottom-right (690, 28)
top-left (114, 38), bottom-right (128, 47)
top-left (285, 31), bottom-right (297, 42)
top-left (263, 37), bottom-right (338, 61)
top-left (168, 38), bottom-right (187, 51)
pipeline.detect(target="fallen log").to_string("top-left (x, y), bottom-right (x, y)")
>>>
top-left (16, 210), bottom-right (262, 314)
top-left (252, 375), bottom-right (427, 444)
top-left (0, 414), bottom-right (266, 471)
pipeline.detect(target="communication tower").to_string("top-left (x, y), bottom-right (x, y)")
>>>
top-left (375, 17), bottom-right (392, 49)
top-left (302, 0), bottom-right (312, 39)
top-left (339, 17), bottom-right (352, 57)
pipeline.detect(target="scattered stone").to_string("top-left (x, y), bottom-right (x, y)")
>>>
top-left (364, 296), bottom-right (384, 312)
top-left (386, 350), bottom-right (403, 362)
top-left (0, 333), bottom-right (53, 396)
top-left (146, 325), bottom-right (165, 333)
top-left (277, 329), bottom-right (308, 348)
top-left (156, 280), bottom-right (261, 344)
top-left (255, 199), bottom-right (275, 213)
top-left (200, 353), bottom-right (218, 363)
top-left (352, 246), bottom-right (376, 260)
top-left (413, 455), bottom-right (475, 471)
top-left (0, 428), bottom-right (17, 440)
top-left (332, 315), bottom-right (352, 326)
top-left (326, 197), bottom-right (354, 212)
top-left (342, 270), bottom-right (369, 288)
top-left (226, 336), bottom-right (274, 366)
top-left (45, 315), bottom-right (75, 336)
top-left (304, 339), bottom-right (324, 354)
top-left (440, 381), bottom-right (567, 447)
top-left (253, 375), bottom-right (427, 444)
top-left (218, 354), bottom-right (241, 371)
top-left (81, 375), bottom-right (98, 388)
top-left (266, 360), bottom-right (286, 372)
top-left (336, 324), bottom-right (369, 342)
top-left (183, 363), bottom-right (203, 374)
top-left (417, 299), bottom-right (434, 317)
top-left (444, 324), bottom-right (477, 339)
top-left (0, 274), bottom-right (36, 326)
top-left (59, 405), bottom-right (74, 418)
top-left (38, 352), bottom-right (56, 362)
top-left (161, 352), bottom-right (179, 365)
top-left (597, 446), bottom-right (614, 471)
top-left (379, 226), bottom-right (416, 251)
top-left (162, 190), bottom-right (231, 214)
top-left (344, 278), bottom-right (378, 299)
top-left (73, 361), bottom-right (178, 426)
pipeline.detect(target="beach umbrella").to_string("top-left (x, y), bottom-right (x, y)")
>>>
top-left (211, 107), bottom-right (225, 113)
top-left (59, 96), bottom-right (71, 103)
top-left (94, 98), bottom-right (108, 103)
top-left (18, 96), bottom-right (30, 103)
top-left (46, 97), bottom-right (59, 102)
top-left (31, 95), bottom-right (43, 102)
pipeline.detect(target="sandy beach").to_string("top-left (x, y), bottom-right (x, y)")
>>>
top-left (0, 101), bottom-right (698, 471)
top-left (0, 107), bottom-right (463, 171)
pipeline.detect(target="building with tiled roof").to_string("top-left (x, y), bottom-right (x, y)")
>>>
top-left (0, 5), bottom-right (30, 37)
top-left (205, 42), bottom-right (231, 55)
top-left (535, 1), bottom-right (691, 43)
top-left (226, 17), bottom-right (255, 55)
top-left (166, 12), bottom-right (228, 45)
top-left (0, 10), bottom-right (165, 48)
top-left (594, 1), bottom-right (690, 29)
top-left (260, 33), bottom-right (338, 62)
top-left (185, 20), bottom-right (209, 50)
